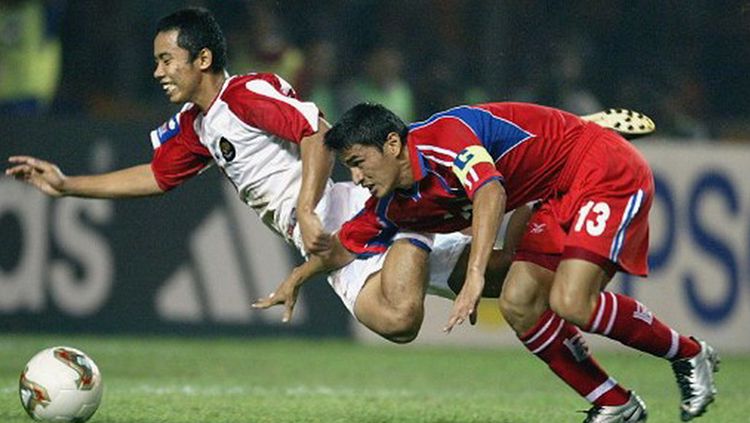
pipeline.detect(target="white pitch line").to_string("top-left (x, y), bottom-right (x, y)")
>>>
top-left (3, 383), bottom-right (417, 398)
top-left (116, 384), bottom-right (415, 398)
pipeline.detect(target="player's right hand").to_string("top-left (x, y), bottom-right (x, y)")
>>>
top-left (6, 156), bottom-right (67, 197)
top-left (251, 268), bottom-right (303, 323)
top-left (298, 211), bottom-right (332, 254)
top-left (444, 271), bottom-right (484, 333)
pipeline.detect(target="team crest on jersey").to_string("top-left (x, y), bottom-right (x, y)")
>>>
top-left (219, 138), bottom-right (236, 162)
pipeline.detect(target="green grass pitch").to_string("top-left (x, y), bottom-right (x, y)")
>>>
top-left (1, 334), bottom-right (748, 422)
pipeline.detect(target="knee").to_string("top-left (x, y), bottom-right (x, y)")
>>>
top-left (499, 282), bottom-right (545, 332)
top-left (498, 289), bottom-right (527, 325)
top-left (380, 302), bottom-right (423, 344)
top-left (385, 330), bottom-right (419, 344)
top-left (549, 289), bottom-right (593, 327)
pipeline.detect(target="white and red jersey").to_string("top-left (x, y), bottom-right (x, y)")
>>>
top-left (149, 73), bottom-right (325, 242)
top-left (146, 72), bottom-right (475, 313)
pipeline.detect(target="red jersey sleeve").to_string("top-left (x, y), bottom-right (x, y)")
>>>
top-left (412, 118), bottom-right (502, 199)
top-left (149, 108), bottom-right (212, 191)
top-left (451, 143), bottom-right (503, 199)
top-left (222, 73), bottom-right (321, 143)
top-left (338, 197), bottom-right (399, 258)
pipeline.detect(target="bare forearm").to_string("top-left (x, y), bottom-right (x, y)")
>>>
top-left (297, 118), bottom-right (333, 214)
top-left (63, 164), bottom-right (163, 198)
top-left (252, 227), bottom-right (353, 321)
top-left (308, 236), bottom-right (356, 274)
top-left (468, 181), bottom-right (506, 276)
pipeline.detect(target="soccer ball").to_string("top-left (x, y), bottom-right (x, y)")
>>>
top-left (19, 346), bottom-right (103, 422)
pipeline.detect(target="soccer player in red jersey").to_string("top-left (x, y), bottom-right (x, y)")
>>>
top-left (288, 102), bottom-right (717, 422)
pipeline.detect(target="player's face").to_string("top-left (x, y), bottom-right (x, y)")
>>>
top-left (153, 30), bottom-right (202, 104)
top-left (341, 143), bottom-right (402, 198)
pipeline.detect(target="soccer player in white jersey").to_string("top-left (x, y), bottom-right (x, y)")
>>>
top-left (6, 7), bottom-right (656, 344)
top-left (4, 7), bottom-right (514, 344)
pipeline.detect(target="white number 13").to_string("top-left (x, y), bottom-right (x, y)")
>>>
top-left (574, 201), bottom-right (611, 236)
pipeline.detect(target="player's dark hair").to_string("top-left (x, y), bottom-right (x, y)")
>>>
top-left (325, 103), bottom-right (409, 152)
top-left (155, 7), bottom-right (227, 73)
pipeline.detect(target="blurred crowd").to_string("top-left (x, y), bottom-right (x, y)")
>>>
top-left (1, 0), bottom-right (749, 141)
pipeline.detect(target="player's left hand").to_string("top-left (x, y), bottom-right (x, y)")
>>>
top-left (444, 271), bottom-right (484, 333)
top-left (251, 269), bottom-right (304, 323)
top-left (298, 211), bottom-right (332, 254)
top-left (6, 156), bottom-right (67, 197)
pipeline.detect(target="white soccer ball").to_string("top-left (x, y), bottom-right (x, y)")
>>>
top-left (19, 346), bottom-right (103, 422)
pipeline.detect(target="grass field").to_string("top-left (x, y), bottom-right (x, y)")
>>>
top-left (1, 335), bottom-right (747, 422)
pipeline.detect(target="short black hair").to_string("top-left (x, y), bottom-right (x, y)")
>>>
top-left (324, 103), bottom-right (409, 152)
top-left (155, 7), bottom-right (227, 73)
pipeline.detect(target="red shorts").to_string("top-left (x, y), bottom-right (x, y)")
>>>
top-left (515, 126), bottom-right (653, 277)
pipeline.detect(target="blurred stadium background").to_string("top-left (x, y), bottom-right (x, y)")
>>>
top-left (2, 1), bottom-right (750, 421)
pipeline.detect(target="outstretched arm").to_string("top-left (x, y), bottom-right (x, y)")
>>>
top-left (296, 118), bottom-right (336, 254)
top-left (447, 203), bottom-right (533, 298)
top-left (444, 180), bottom-right (506, 332)
top-left (6, 156), bottom-right (163, 198)
top-left (252, 234), bottom-right (355, 322)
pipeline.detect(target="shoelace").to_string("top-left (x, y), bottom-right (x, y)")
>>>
top-left (672, 359), bottom-right (696, 400)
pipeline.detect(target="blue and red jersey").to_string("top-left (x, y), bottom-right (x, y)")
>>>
top-left (339, 102), bottom-right (594, 257)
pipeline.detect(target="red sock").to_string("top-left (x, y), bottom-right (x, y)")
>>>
top-left (520, 309), bottom-right (630, 406)
top-left (584, 292), bottom-right (701, 360)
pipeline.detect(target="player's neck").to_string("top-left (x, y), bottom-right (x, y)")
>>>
top-left (396, 148), bottom-right (415, 188)
top-left (194, 71), bottom-right (228, 112)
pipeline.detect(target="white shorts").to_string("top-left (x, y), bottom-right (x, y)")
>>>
top-left (294, 182), bottom-right (472, 315)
